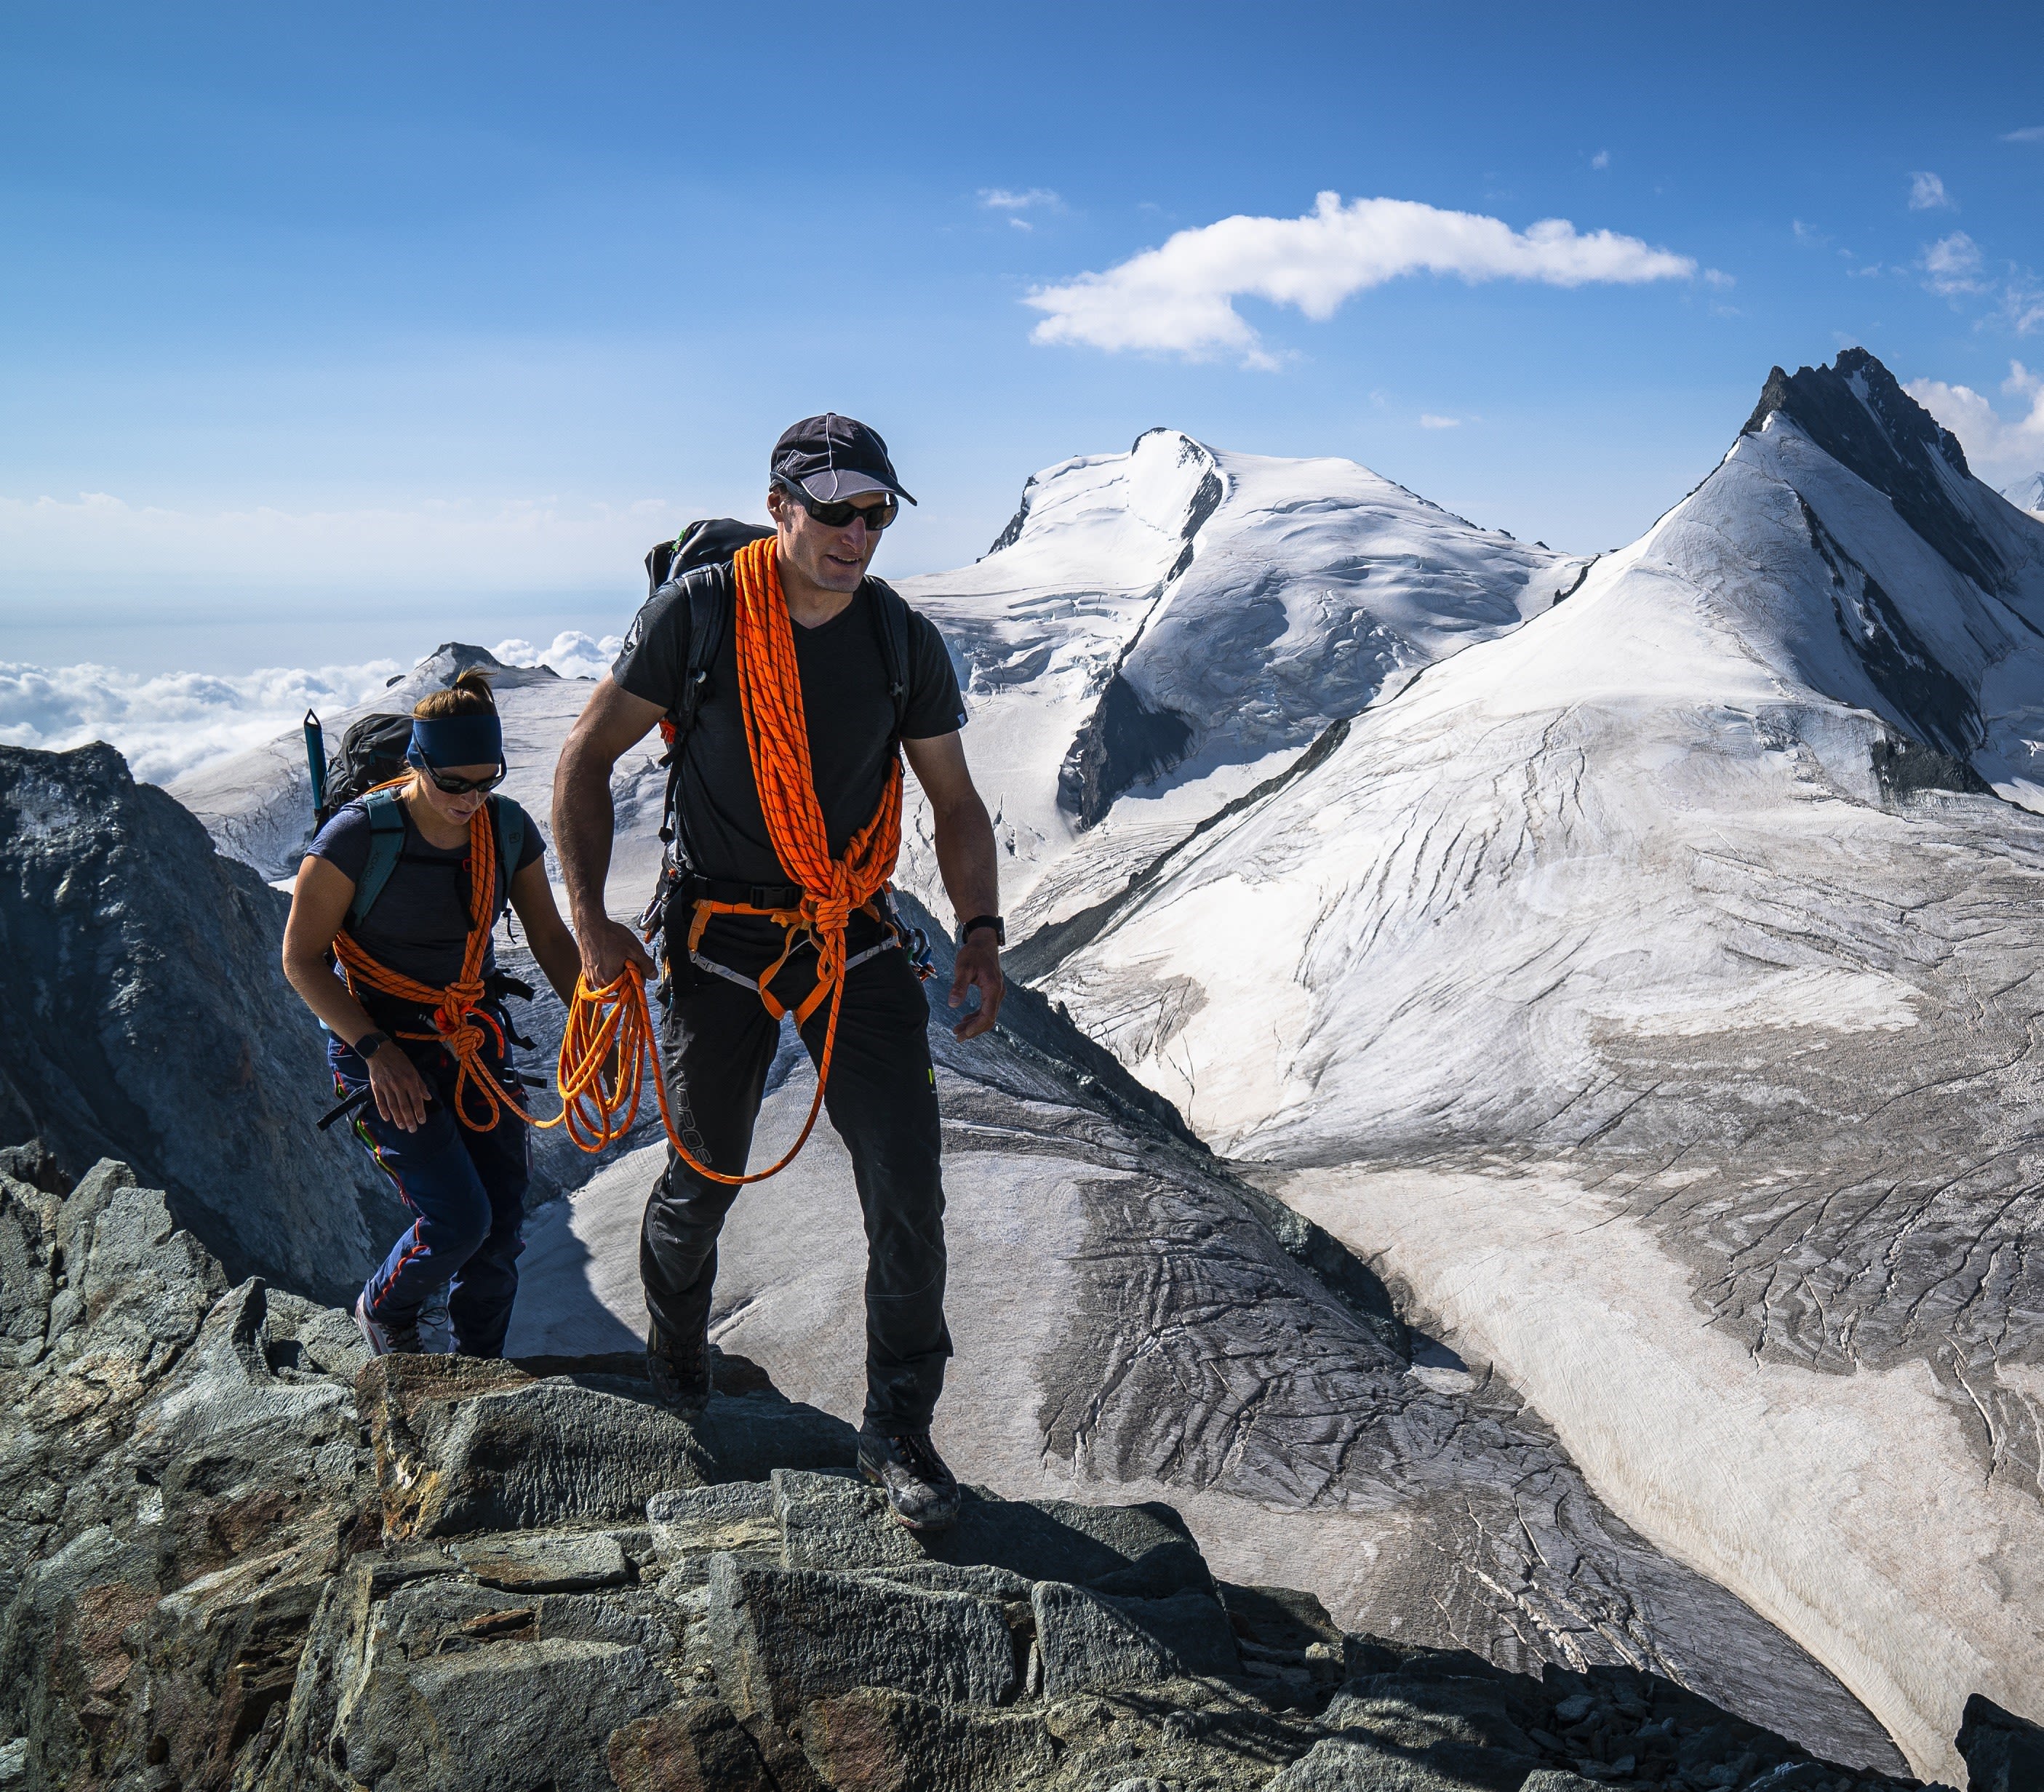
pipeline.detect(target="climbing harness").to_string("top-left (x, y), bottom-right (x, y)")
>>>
top-left (551, 532), bottom-right (927, 1185)
top-left (331, 788), bottom-right (543, 1135)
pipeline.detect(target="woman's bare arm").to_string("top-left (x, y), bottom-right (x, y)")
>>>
top-left (280, 855), bottom-right (433, 1131)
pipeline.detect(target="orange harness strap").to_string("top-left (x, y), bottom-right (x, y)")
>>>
top-left (552, 535), bottom-right (912, 1185)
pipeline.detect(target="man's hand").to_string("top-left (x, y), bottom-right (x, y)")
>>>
top-left (949, 930), bottom-right (1005, 1040)
top-left (576, 913), bottom-right (656, 991)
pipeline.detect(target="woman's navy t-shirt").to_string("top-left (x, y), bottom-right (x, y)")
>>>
top-left (309, 795), bottom-right (543, 992)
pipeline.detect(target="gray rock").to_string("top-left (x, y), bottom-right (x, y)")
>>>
top-left (335, 1635), bottom-right (673, 1792)
top-left (607, 1696), bottom-right (788, 1791)
top-left (359, 1353), bottom-right (860, 1541)
top-left (802, 1686), bottom-right (1061, 1790)
top-left (1956, 1693), bottom-right (2044, 1792)
top-left (1323, 1674), bottom-right (1538, 1755)
top-left (647, 1481), bottom-right (783, 1585)
top-left (455, 1530), bottom-right (631, 1592)
top-left (0, 743), bottom-right (399, 1303)
top-left (1264, 1736), bottom-right (1486, 1791)
top-left (706, 1554), bottom-right (1020, 1727)
top-left (1031, 1580), bottom-right (1241, 1695)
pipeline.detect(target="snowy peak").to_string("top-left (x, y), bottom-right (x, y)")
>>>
top-left (1743, 347), bottom-right (2008, 594)
top-left (893, 435), bottom-right (1579, 925)
top-left (2004, 472), bottom-right (2044, 516)
top-left (975, 428), bottom-right (1226, 585)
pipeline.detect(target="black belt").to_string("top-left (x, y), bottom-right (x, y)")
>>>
top-left (676, 873), bottom-right (809, 912)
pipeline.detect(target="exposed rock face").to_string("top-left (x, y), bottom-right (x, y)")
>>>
top-left (0, 1164), bottom-right (1944, 1792)
top-left (0, 743), bottom-right (396, 1302)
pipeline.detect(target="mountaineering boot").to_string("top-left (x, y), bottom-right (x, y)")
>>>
top-left (647, 1313), bottom-right (713, 1417)
top-left (858, 1424), bottom-right (961, 1532)
top-left (354, 1289), bottom-right (423, 1357)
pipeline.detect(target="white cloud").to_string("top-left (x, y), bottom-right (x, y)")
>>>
top-left (1908, 171), bottom-right (1953, 211)
top-left (2002, 126), bottom-right (2044, 143)
top-left (1591, 149), bottom-right (1611, 171)
top-left (1023, 191), bottom-right (1698, 367)
top-left (1906, 361), bottom-right (2044, 486)
top-left (0, 657), bottom-right (403, 784)
top-left (492, 631), bottom-right (624, 682)
top-left (1923, 231), bottom-right (1987, 295)
top-left (980, 187), bottom-right (1060, 212)
top-left (1418, 414), bottom-right (1461, 429)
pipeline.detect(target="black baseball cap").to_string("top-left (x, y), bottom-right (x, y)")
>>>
top-left (771, 413), bottom-right (917, 506)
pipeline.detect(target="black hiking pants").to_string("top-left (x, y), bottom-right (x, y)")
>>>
top-left (641, 905), bottom-right (951, 1431)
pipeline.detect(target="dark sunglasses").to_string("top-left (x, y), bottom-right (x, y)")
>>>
top-left (410, 758), bottom-right (506, 796)
top-left (778, 482), bottom-right (898, 532)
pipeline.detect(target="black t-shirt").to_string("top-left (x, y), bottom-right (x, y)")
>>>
top-left (309, 796), bottom-right (544, 992)
top-left (611, 572), bottom-right (967, 886)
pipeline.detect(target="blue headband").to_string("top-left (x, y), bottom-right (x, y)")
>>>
top-left (407, 713), bottom-right (504, 772)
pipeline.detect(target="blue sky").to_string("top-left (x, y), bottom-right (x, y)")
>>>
top-left (5, 1), bottom-right (2043, 675)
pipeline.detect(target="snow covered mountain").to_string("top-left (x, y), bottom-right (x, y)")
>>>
top-left (1019, 351), bottom-right (2044, 1780)
top-left (889, 429), bottom-right (1588, 938)
top-left (2006, 471), bottom-right (2044, 517)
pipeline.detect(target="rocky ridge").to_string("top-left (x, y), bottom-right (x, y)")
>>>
top-left (0, 745), bottom-right (399, 1305)
top-left (6, 1148), bottom-right (2008, 1792)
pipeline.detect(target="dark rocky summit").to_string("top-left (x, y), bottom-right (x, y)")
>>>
top-left (0, 745), bottom-right (396, 1305)
top-left (0, 1153), bottom-right (1960, 1792)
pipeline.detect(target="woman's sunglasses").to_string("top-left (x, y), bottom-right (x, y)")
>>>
top-left (778, 482), bottom-right (898, 532)
top-left (410, 759), bottom-right (506, 796)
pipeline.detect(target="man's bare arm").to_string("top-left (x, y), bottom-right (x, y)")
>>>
top-left (552, 675), bottom-right (667, 987)
top-left (902, 731), bottom-right (1003, 1040)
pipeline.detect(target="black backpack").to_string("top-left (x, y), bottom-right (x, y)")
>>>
top-left (310, 711), bottom-right (414, 829)
top-left (645, 519), bottom-right (915, 855)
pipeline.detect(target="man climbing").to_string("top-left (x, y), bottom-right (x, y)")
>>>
top-left (551, 414), bottom-right (1005, 1531)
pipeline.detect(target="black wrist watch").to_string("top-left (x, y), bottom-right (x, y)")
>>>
top-left (353, 1030), bottom-right (394, 1061)
top-left (957, 914), bottom-right (1005, 947)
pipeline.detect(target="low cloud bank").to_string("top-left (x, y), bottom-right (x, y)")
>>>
top-left (492, 631), bottom-right (624, 683)
top-left (0, 659), bottom-right (403, 785)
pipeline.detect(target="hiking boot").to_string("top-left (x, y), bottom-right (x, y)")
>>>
top-left (354, 1290), bottom-right (423, 1357)
top-left (647, 1314), bottom-right (712, 1417)
top-left (858, 1424), bottom-right (960, 1532)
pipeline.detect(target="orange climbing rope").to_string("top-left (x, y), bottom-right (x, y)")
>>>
top-left (338, 537), bottom-right (909, 1188)
top-left (552, 532), bottom-right (909, 1185)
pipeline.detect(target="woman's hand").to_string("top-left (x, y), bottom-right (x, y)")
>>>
top-left (366, 1041), bottom-right (433, 1132)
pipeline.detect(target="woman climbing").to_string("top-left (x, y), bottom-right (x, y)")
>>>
top-left (282, 671), bottom-right (582, 1358)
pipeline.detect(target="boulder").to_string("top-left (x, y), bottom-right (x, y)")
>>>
top-left (1955, 1695), bottom-right (2044, 1792)
top-left (1031, 1580), bottom-right (1241, 1696)
top-left (706, 1556), bottom-right (1021, 1727)
top-left (356, 1350), bottom-right (856, 1540)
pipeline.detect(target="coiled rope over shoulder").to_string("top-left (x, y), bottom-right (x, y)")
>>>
top-left (553, 534), bottom-right (909, 1184)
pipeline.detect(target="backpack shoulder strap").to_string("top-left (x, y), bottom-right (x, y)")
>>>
top-left (673, 565), bottom-right (732, 742)
top-left (347, 791), bottom-right (408, 929)
top-left (864, 578), bottom-right (914, 740)
top-left (490, 796), bottom-right (525, 916)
